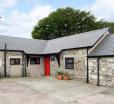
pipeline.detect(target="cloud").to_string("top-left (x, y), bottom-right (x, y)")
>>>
top-left (25, 0), bottom-right (39, 4)
top-left (0, 5), bottom-right (53, 38)
top-left (88, 0), bottom-right (114, 21)
top-left (0, 0), bottom-right (17, 12)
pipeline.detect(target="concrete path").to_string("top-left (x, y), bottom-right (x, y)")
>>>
top-left (0, 77), bottom-right (113, 104)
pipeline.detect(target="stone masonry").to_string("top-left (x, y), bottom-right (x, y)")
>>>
top-left (0, 51), bottom-right (44, 77)
top-left (0, 51), bottom-right (5, 77)
top-left (89, 57), bottom-right (114, 87)
top-left (27, 56), bottom-right (44, 77)
top-left (50, 49), bottom-right (88, 81)
top-left (0, 51), bottom-right (23, 77)
top-left (1, 49), bottom-right (114, 88)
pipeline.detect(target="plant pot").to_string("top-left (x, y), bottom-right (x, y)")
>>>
top-left (63, 76), bottom-right (69, 80)
top-left (57, 75), bottom-right (63, 80)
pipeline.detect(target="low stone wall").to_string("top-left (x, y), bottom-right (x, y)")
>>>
top-left (88, 57), bottom-right (114, 87)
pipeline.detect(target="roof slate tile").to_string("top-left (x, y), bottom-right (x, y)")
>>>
top-left (0, 28), bottom-right (109, 54)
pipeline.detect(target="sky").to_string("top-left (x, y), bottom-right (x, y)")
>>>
top-left (0, 0), bottom-right (114, 39)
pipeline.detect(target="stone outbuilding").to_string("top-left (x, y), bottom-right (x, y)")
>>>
top-left (0, 28), bottom-right (114, 87)
top-left (88, 34), bottom-right (114, 87)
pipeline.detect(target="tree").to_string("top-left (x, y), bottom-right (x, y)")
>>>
top-left (31, 7), bottom-right (111, 40)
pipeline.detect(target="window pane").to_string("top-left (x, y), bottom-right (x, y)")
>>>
top-left (30, 58), bottom-right (35, 64)
top-left (10, 60), bottom-right (15, 65)
top-left (35, 58), bottom-right (40, 64)
top-left (65, 58), bottom-right (74, 69)
top-left (16, 59), bottom-right (20, 64)
top-left (30, 57), bottom-right (40, 64)
top-left (66, 58), bottom-right (73, 63)
top-left (10, 58), bottom-right (20, 65)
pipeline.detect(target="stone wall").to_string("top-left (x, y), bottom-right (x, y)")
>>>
top-left (27, 56), bottom-right (44, 77)
top-left (50, 49), bottom-right (88, 80)
top-left (88, 58), bottom-right (97, 85)
top-left (7, 52), bottom-right (23, 77)
top-left (0, 51), bottom-right (23, 77)
top-left (0, 51), bottom-right (44, 77)
top-left (88, 57), bottom-right (114, 87)
top-left (0, 51), bottom-right (5, 77)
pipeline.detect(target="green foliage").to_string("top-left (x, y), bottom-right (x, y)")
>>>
top-left (57, 71), bottom-right (63, 75)
top-left (32, 7), bottom-right (114, 40)
top-left (104, 22), bottom-right (114, 33)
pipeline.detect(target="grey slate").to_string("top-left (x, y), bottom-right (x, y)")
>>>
top-left (43, 28), bottom-right (109, 54)
top-left (0, 28), bottom-right (109, 54)
top-left (88, 34), bottom-right (114, 57)
top-left (0, 36), bottom-right (47, 54)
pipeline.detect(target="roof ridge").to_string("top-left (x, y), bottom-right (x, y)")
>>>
top-left (0, 34), bottom-right (47, 41)
top-left (48, 28), bottom-right (109, 41)
top-left (0, 28), bottom-right (109, 42)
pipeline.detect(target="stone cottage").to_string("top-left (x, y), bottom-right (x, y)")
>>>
top-left (0, 28), bottom-right (114, 87)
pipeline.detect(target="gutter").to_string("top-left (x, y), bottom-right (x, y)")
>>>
top-left (88, 55), bottom-right (114, 58)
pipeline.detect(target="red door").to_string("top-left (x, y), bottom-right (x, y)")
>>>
top-left (44, 56), bottom-right (50, 76)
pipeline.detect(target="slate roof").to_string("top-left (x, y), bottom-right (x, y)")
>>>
top-left (88, 34), bottom-right (114, 57)
top-left (0, 36), bottom-right (47, 54)
top-left (0, 28), bottom-right (109, 54)
top-left (43, 28), bottom-right (109, 54)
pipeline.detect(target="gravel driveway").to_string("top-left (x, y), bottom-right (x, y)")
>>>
top-left (0, 77), bottom-right (113, 104)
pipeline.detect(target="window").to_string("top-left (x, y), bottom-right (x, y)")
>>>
top-left (10, 58), bottom-right (20, 65)
top-left (65, 58), bottom-right (74, 69)
top-left (30, 57), bottom-right (40, 64)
